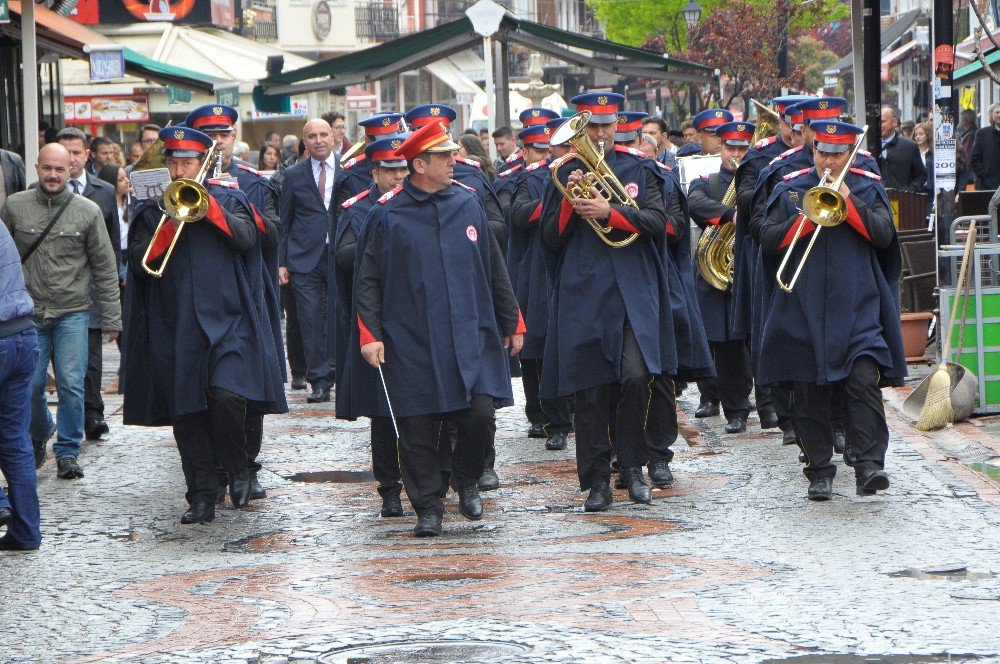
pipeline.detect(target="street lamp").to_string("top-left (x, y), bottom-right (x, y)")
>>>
top-left (682, 0), bottom-right (702, 28)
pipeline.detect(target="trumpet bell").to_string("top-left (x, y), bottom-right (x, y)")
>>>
top-left (163, 178), bottom-right (210, 222)
top-left (802, 186), bottom-right (847, 227)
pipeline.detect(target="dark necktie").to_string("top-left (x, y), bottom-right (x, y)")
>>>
top-left (317, 162), bottom-right (328, 209)
top-left (71, 180), bottom-right (81, 194)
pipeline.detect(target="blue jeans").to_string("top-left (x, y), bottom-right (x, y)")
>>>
top-left (30, 311), bottom-right (89, 460)
top-left (0, 328), bottom-right (42, 549)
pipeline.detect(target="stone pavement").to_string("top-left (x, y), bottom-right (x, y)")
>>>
top-left (2, 344), bottom-right (1000, 663)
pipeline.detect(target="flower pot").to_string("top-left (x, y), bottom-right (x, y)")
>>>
top-left (900, 311), bottom-right (934, 361)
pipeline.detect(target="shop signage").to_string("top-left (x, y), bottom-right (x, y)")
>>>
top-left (311, 0), bottom-right (331, 39)
top-left (216, 85), bottom-right (240, 107)
top-left (89, 47), bottom-right (126, 82)
top-left (64, 94), bottom-right (150, 124)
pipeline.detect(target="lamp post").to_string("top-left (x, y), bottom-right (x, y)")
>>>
top-left (683, 0), bottom-right (702, 116)
top-left (466, 0), bottom-right (507, 163)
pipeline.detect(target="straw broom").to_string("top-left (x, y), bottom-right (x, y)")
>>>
top-left (916, 220), bottom-right (977, 431)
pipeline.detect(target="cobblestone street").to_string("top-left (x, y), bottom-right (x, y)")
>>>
top-left (2, 345), bottom-right (1000, 663)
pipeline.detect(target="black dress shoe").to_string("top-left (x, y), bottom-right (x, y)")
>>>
top-left (725, 415), bottom-right (747, 434)
top-left (0, 508), bottom-right (11, 527)
top-left (782, 428), bottom-right (799, 445)
top-left (33, 439), bottom-right (46, 470)
top-left (527, 423), bottom-right (546, 438)
top-left (856, 468), bottom-right (889, 495)
top-left (380, 492), bottom-right (404, 517)
top-left (833, 427), bottom-right (846, 455)
top-left (647, 459), bottom-right (674, 488)
top-left (56, 457), bottom-right (84, 480)
top-left (798, 450), bottom-right (808, 463)
top-left (306, 387), bottom-right (331, 403)
top-left (758, 407), bottom-right (780, 430)
top-left (808, 477), bottom-right (833, 501)
top-left (477, 467), bottom-right (500, 491)
top-left (229, 476), bottom-right (252, 508)
top-left (414, 512), bottom-right (443, 537)
top-left (0, 535), bottom-right (38, 551)
top-left (457, 484), bottom-right (484, 520)
top-left (695, 401), bottom-right (720, 418)
top-left (584, 482), bottom-right (612, 512)
top-left (249, 472), bottom-right (267, 500)
top-left (290, 377), bottom-right (308, 390)
top-left (620, 467), bottom-right (652, 504)
top-left (85, 419), bottom-right (109, 440)
top-left (181, 501), bottom-right (215, 524)
top-left (545, 432), bottom-right (568, 450)
top-left (614, 471), bottom-right (627, 490)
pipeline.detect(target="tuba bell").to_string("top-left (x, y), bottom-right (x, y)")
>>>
top-left (548, 111), bottom-right (640, 248)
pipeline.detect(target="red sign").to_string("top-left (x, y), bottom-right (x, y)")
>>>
top-left (72, 0), bottom-right (101, 24)
top-left (64, 95), bottom-right (150, 124)
top-left (347, 96), bottom-right (378, 112)
top-left (210, 0), bottom-right (233, 28)
top-left (121, 0), bottom-right (196, 22)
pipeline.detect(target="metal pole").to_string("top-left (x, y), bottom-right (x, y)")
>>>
top-left (862, 0), bottom-right (882, 165)
top-left (851, 0), bottom-right (865, 122)
top-left (483, 35), bottom-right (496, 162)
top-left (23, 0), bottom-right (39, 185)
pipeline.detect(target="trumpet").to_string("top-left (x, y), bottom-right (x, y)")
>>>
top-left (549, 111), bottom-right (640, 248)
top-left (775, 125), bottom-right (869, 293)
top-left (140, 143), bottom-right (220, 278)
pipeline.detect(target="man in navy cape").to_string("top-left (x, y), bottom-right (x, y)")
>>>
top-left (495, 107), bottom-right (558, 213)
top-left (332, 113), bottom-right (406, 211)
top-left (124, 126), bottom-right (286, 525)
top-left (688, 121), bottom-right (760, 435)
top-left (507, 118), bottom-right (575, 452)
top-left (187, 104), bottom-right (287, 502)
top-left (675, 108), bottom-right (733, 158)
top-left (354, 121), bottom-right (524, 537)
top-left (405, 105), bottom-right (508, 250)
top-left (540, 92), bottom-right (677, 512)
top-left (757, 120), bottom-right (905, 501)
top-left (614, 112), bottom-right (713, 489)
top-left (332, 135), bottom-right (408, 518)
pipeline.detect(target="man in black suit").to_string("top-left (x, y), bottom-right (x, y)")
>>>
top-left (0, 148), bottom-right (26, 208)
top-left (55, 128), bottom-right (121, 439)
top-left (971, 102), bottom-right (1000, 191)
top-left (879, 106), bottom-right (928, 192)
top-left (279, 119), bottom-right (337, 402)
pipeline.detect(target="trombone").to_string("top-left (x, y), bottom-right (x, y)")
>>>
top-left (549, 111), bottom-right (640, 248)
top-left (775, 125), bottom-right (869, 293)
top-left (140, 143), bottom-right (220, 278)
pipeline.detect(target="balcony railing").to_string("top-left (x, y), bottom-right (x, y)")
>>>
top-left (356, 1), bottom-right (402, 42)
top-left (253, 18), bottom-right (278, 42)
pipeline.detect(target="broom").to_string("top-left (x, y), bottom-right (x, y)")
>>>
top-left (916, 220), bottom-right (977, 430)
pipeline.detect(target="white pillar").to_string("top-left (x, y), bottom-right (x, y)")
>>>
top-left (23, 0), bottom-right (39, 185)
top-left (483, 35), bottom-right (496, 162)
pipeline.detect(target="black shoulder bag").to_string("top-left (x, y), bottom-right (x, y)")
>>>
top-left (19, 194), bottom-right (74, 264)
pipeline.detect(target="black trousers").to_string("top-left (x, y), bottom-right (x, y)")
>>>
top-left (371, 415), bottom-right (402, 497)
top-left (521, 357), bottom-right (573, 436)
top-left (281, 282), bottom-right (306, 382)
top-left (696, 340), bottom-right (752, 419)
top-left (172, 387), bottom-right (250, 505)
top-left (574, 325), bottom-right (651, 490)
top-left (770, 385), bottom-right (794, 432)
top-left (645, 374), bottom-right (676, 464)
top-left (792, 356), bottom-right (889, 481)
top-left (84, 328), bottom-right (104, 424)
top-left (245, 412), bottom-right (263, 472)
top-left (396, 395), bottom-right (494, 517)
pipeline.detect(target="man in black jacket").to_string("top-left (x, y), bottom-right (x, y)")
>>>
top-left (971, 102), bottom-right (1000, 191)
top-left (879, 106), bottom-right (927, 192)
top-left (0, 148), bottom-right (26, 208)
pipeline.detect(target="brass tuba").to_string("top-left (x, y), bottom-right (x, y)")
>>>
top-left (140, 142), bottom-right (220, 278)
top-left (549, 111), bottom-right (640, 248)
top-left (695, 99), bottom-right (780, 291)
top-left (775, 125), bottom-right (869, 293)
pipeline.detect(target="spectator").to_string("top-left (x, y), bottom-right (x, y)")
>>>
top-left (280, 134), bottom-right (299, 161)
top-left (638, 133), bottom-right (659, 160)
top-left (322, 112), bottom-right (352, 158)
top-left (642, 116), bottom-right (677, 168)
top-left (0, 221), bottom-right (41, 551)
top-left (479, 127), bottom-right (490, 152)
top-left (127, 140), bottom-right (144, 165)
top-left (971, 102), bottom-right (1000, 191)
top-left (879, 106), bottom-right (927, 192)
top-left (233, 141), bottom-right (252, 164)
top-left (680, 121), bottom-right (697, 144)
top-left (97, 164), bottom-right (131, 275)
top-left (39, 121), bottom-right (58, 147)
top-left (264, 131), bottom-right (282, 149)
top-left (958, 108), bottom-right (978, 168)
top-left (138, 124), bottom-right (160, 152)
top-left (458, 134), bottom-right (496, 181)
top-left (462, 128), bottom-right (478, 136)
top-left (1, 143), bottom-right (120, 479)
top-left (900, 120), bottom-right (915, 140)
top-left (258, 143), bottom-right (280, 172)
top-left (913, 121), bottom-right (933, 190)
top-left (90, 136), bottom-right (117, 172)
top-left (491, 126), bottom-right (517, 170)
top-left (110, 143), bottom-right (126, 168)
top-left (1, 148), bottom-right (26, 208)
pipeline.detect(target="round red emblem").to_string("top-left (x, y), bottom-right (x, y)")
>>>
top-left (625, 182), bottom-right (639, 198)
top-left (466, 225), bottom-right (478, 242)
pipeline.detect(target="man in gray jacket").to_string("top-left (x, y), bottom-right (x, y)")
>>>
top-left (1, 143), bottom-right (121, 480)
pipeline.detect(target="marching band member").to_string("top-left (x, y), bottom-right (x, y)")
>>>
top-left (354, 121), bottom-right (524, 536)
top-left (688, 121), bottom-right (756, 434)
top-left (333, 113), bottom-right (406, 209)
top-left (123, 126), bottom-right (285, 524)
top-left (495, 107), bottom-right (558, 217)
top-left (540, 93), bottom-right (677, 511)
top-left (758, 121), bottom-right (905, 500)
top-left (676, 109), bottom-right (734, 158)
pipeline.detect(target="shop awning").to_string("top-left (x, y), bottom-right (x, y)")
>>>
top-left (2, 1), bottom-right (227, 93)
top-left (954, 47), bottom-right (1000, 84)
top-left (828, 9), bottom-right (924, 74)
top-left (425, 58), bottom-right (484, 97)
top-left (881, 39), bottom-right (919, 67)
top-left (259, 12), bottom-right (715, 97)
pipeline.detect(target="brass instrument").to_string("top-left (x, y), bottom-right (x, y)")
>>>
top-left (340, 139), bottom-right (367, 165)
top-left (776, 125), bottom-right (869, 293)
top-left (694, 99), bottom-right (780, 290)
top-left (548, 111), bottom-right (640, 248)
top-left (140, 143), bottom-right (220, 278)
